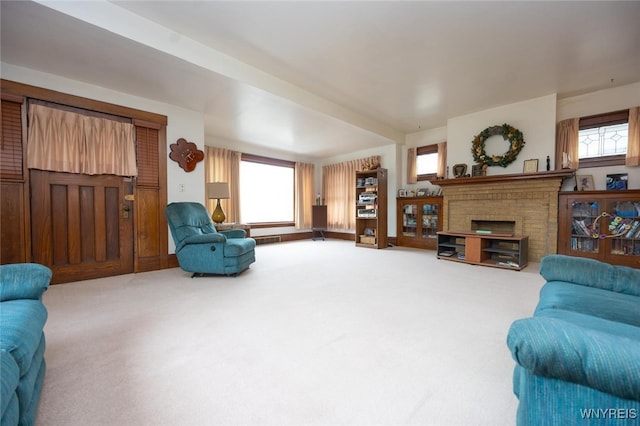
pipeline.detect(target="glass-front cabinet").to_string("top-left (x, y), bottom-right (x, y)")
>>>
top-left (396, 196), bottom-right (443, 250)
top-left (558, 190), bottom-right (640, 268)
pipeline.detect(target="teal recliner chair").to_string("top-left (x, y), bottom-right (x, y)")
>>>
top-left (165, 202), bottom-right (256, 277)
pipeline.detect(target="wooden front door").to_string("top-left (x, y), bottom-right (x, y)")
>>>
top-left (30, 170), bottom-right (134, 284)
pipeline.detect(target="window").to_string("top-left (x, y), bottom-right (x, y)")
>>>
top-left (240, 154), bottom-right (294, 225)
top-left (578, 110), bottom-right (628, 167)
top-left (416, 144), bottom-right (438, 181)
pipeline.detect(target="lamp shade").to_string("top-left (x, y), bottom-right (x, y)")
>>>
top-left (207, 182), bottom-right (230, 199)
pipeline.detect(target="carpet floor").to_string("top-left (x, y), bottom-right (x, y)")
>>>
top-left (36, 239), bottom-right (544, 425)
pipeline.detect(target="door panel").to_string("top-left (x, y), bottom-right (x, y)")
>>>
top-left (31, 170), bottom-right (133, 284)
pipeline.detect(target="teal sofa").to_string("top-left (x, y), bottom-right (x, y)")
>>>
top-left (507, 255), bottom-right (640, 425)
top-left (165, 202), bottom-right (256, 277)
top-left (0, 263), bottom-right (51, 426)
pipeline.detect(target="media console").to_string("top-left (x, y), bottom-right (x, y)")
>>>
top-left (436, 231), bottom-right (528, 270)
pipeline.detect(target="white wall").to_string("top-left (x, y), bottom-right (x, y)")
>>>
top-left (402, 126), bottom-right (447, 194)
top-left (2, 63), bottom-right (205, 253)
top-left (402, 83), bottom-right (639, 192)
top-left (557, 82), bottom-right (640, 190)
top-left (446, 94), bottom-right (557, 176)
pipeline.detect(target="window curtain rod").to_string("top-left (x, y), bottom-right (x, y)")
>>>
top-left (28, 98), bottom-right (132, 124)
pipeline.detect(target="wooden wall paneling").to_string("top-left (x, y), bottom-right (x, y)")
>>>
top-left (134, 122), bottom-right (168, 272)
top-left (158, 125), bottom-right (168, 269)
top-left (0, 97), bottom-right (30, 264)
top-left (50, 184), bottom-right (68, 265)
top-left (93, 185), bottom-right (107, 262)
top-left (1, 80), bottom-right (167, 126)
top-left (136, 188), bottom-right (161, 270)
top-left (31, 170), bottom-right (134, 283)
top-left (0, 182), bottom-right (26, 263)
top-left (2, 79), bottom-right (169, 276)
top-left (67, 184), bottom-right (82, 265)
top-left (79, 185), bottom-right (96, 262)
top-left (105, 185), bottom-right (121, 261)
top-left (29, 170), bottom-right (53, 266)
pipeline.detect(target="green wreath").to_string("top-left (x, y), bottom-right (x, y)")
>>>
top-left (471, 123), bottom-right (525, 167)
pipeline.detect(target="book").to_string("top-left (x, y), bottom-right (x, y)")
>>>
top-left (475, 229), bottom-right (492, 234)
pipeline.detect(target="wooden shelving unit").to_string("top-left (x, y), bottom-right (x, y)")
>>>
top-left (355, 168), bottom-right (387, 249)
top-left (437, 231), bottom-right (528, 270)
top-left (396, 196), bottom-right (443, 250)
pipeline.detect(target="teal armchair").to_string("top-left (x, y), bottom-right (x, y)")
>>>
top-left (165, 202), bottom-right (256, 277)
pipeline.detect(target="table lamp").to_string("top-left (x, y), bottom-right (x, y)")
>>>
top-left (207, 182), bottom-right (230, 224)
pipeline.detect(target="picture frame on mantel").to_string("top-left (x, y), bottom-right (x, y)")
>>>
top-left (472, 164), bottom-right (487, 177)
top-left (523, 159), bottom-right (539, 173)
top-left (576, 175), bottom-right (595, 191)
top-left (453, 163), bottom-right (467, 178)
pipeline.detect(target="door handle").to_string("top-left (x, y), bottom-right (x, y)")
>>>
top-left (123, 205), bottom-right (131, 219)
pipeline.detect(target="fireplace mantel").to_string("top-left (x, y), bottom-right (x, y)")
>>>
top-left (433, 169), bottom-right (575, 186)
top-left (436, 169), bottom-right (576, 263)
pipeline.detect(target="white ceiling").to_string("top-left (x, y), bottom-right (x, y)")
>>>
top-left (2, 1), bottom-right (640, 159)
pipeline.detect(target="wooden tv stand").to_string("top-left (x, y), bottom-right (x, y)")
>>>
top-left (436, 231), bottom-right (528, 270)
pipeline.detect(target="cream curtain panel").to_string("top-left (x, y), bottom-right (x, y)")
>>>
top-left (27, 103), bottom-right (137, 176)
top-left (204, 146), bottom-right (241, 223)
top-left (294, 162), bottom-right (315, 229)
top-left (323, 155), bottom-right (380, 230)
top-left (555, 118), bottom-right (580, 170)
top-left (406, 148), bottom-right (417, 184)
top-left (437, 142), bottom-right (447, 178)
top-left (407, 143), bottom-right (446, 183)
top-left (555, 109), bottom-right (640, 169)
top-left (627, 107), bottom-right (640, 166)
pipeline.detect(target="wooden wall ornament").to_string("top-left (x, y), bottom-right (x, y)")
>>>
top-left (169, 138), bottom-right (204, 172)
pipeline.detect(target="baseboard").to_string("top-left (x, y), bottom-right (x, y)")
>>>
top-left (168, 254), bottom-right (179, 268)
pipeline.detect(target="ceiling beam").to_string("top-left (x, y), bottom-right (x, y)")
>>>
top-left (35, 0), bottom-right (405, 144)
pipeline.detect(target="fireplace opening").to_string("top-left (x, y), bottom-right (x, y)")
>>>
top-left (471, 219), bottom-right (516, 235)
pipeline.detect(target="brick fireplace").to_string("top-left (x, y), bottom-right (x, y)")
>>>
top-left (436, 170), bottom-right (574, 262)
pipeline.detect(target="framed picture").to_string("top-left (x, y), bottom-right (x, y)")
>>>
top-left (606, 173), bottom-right (628, 190)
top-left (471, 164), bottom-right (487, 177)
top-left (576, 175), bottom-right (595, 191)
top-left (523, 159), bottom-right (538, 173)
top-left (397, 189), bottom-right (407, 197)
top-left (453, 163), bottom-right (467, 178)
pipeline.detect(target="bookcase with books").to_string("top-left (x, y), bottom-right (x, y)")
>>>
top-left (558, 190), bottom-right (640, 268)
top-left (355, 168), bottom-right (388, 249)
top-left (396, 196), bottom-right (443, 249)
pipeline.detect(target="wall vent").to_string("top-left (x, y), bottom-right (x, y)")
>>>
top-left (254, 236), bottom-right (281, 245)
